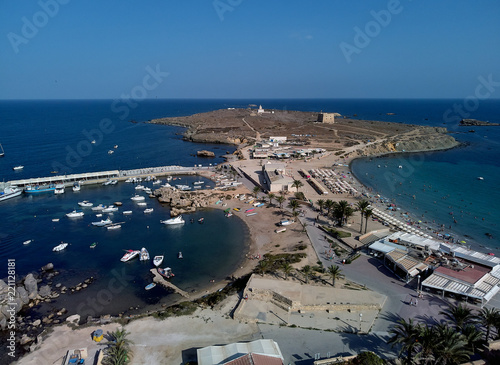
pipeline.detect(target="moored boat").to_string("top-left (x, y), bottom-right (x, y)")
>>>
top-left (91, 204), bottom-right (105, 211)
top-left (53, 242), bottom-right (68, 251)
top-left (78, 200), bottom-right (93, 207)
top-left (107, 224), bottom-right (121, 230)
top-left (66, 210), bottom-right (84, 218)
top-left (13, 165), bottom-right (24, 171)
top-left (25, 184), bottom-right (56, 194)
top-left (123, 211), bottom-right (132, 215)
top-left (72, 182), bottom-right (81, 192)
top-left (145, 283), bottom-right (156, 290)
top-left (161, 215), bottom-right (185, 225)
top-left (90, 242), bottom-right (97, 248)
top-left (54, 184), bottom-right (65, 194)
top-left (92, 218), bottom-right (112, 226)
top-left (0, 184), bottom-right (22, 202)
top-left (120, 250), bottom-right (140, 262)
top-left (144, 208), bottom-right (154, 214)
top-left (23, 240), bottom-right (33, 245)
top-left (140, 247), bottom-right (150, 261)
top-left (178, 251), bottom-right (183, 259)
top-left (157, 267), bottom-right (175, 279)
top-left (153, 255), bottom-right (164, 267)
top-left (131, 194), bottom-right (145, 201)
top-left (102, 205), bottom-right (118, 213)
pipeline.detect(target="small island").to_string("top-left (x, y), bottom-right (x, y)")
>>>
top-left (460, 118), bottom-right (500, 126)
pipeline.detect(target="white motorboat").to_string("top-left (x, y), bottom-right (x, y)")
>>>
top-left (102, 205), bottom-right (118, 213)
top-left (120, 250), bottom-right (140, 262)
top-left (144, 208), bottom-right (154, 214)
top-left (91, 204), bottom-right (105, 211)
top-left (91, 140), bottom-right (96, 144)
top-left (176, 184), bottom-right (191, 191)
top-left (137, 202), bottom-right (147, 206)
top-left (166, 176), bottom-right (172, 181)
top-left (193, 181), bottom-right (204, 185)
top-left (107, 224), bottom-right (121, 230)
top-left (13, 165), bottom-right (24, 171)
top-left (153, 255), bottom-right (164, 267)
top-left (96, 213), bottom-right (103, 217)
top-left (161, 183), bottom-right (172, 188)
top-left (161, 215), bottom-right (185, 225)
top-left (72, 182), bottom-right (81, 192)
top-left (131, 194), bottom-right (145, 201)
top-left (178, 251), bottom-right (183, 259)
top-left (0, 184), bottom-right (22, 202)
top-left (114, 144), bottom-right (118, 149)
top-left (143, 188), bottom-right (152, 194)
top-left (23, 240), bottom-right (33, 245)
top-left (478, 177), bottom-right (484, 180)
top-left (66, 210), bottom-right (84, 218)
top-left (78, 200), bottom-right (93, 207)
top-left (135, 185), bottom-right (145, 190)
top-left (108, 150), bottom-right (114, 154)
top-left (123, 211), bottom-right (132, 215)
top-left (153, 180), bottom-right (161, 185)
top-left (54, 184), bottom-right (65, 194)
top-left (53, 242), bottom-right (68, 251)
top-left (52, 218), bottom-right (60, 222)
top-left (92, 218), bottom-right (112, 226)
top-left (125, 178), bottom-right (134, 183)
top-left (140, 247), bottom-right (150, 261)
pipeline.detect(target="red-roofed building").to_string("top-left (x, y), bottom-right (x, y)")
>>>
top-left (197, 339), bottom-right (284, 365)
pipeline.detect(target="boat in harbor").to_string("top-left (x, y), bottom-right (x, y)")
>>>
top-left (25, 184), bottom-right (56, 194)
top-left (131, 194), bottom-right (145, 201)
top-left (90, 242), bottom-right (97, 249)
top-left (123, 210), bottom-right (132, 215)
top-left (108, 150), bottom-right (114, 154)
top-left (102, 205), bottom-right (118, 213)
top-left (53, 242), bottom-right (68, 251)
top-left (66, 210), bottom-right (84, 218)
top-left (140, 247), bottom-right (150, 261)
top-left (198, 218), bottom-right (204, 223)
top-left (54, 184), bottom-right (65, 194)
top-left (145, 283), bottom-right (156, 290)
top-left (178, 251), bottom-right (183, 259)
top-left (193, 180), bottom-right (204, 185)
top-left (72, 182), bottom-right (81, 192)
top-left (121, 250), bottom-right (140, 262)
top-left (153, 255), bottom-right (164, 267)
top-left (78, 200), bottom-right (93, 207)
top-left (176, 184), bottom-right (191, 191)
top-left (0, 143), bottom-right (4, 157)
top-left (102, 179), bottom-right (117, 185)
top-left (0, 184), bottom-right (22, 202)
top-left (92, 218), bottom-right (112, 226)
top-left (13, 165), bottom-right (24, 171)
top-left (107, 223), bottom-right (122, 230)
top-left (161, 215), bottom-right (185, 225)
top-left (52, 218), bottom-right (60, 222)
top-left (23, 239), bottom-right (33, 245)
top-left (144, 208), bottom-right (154, 214)
top-left (157, 267), bottom-right (175, 279)
top-left (91, 204), bottom-right (105, 211)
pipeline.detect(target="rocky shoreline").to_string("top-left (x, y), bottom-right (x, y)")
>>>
top-left (460, 118), bottom-right (500, 126)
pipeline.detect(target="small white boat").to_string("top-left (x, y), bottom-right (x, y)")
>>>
top-left (176, 184), bottom-right (191, 191)
top-left (91, 140), bottom-right (96, 144)
top-left (161, 215), bottom-right (185, 225)
top-left (137, 202), bottom-right (147, 206)
top-left (102, 205), bottom-right (118, 213)
top-left (144, 208), bottom-right (154, 214)
top-left (107, 224), bottom-right (121, 230)
top-left (135, 185), bottom-right (145, 190)
top-left (125, 178), bottom-right (134, 183)
top-left (52, 218), bottom-right (60, 222)
top-left (66, 210), bottom-right (84, 218)
top-left (121, 250), bottom-right (140, 262)
top-left (13, 165), bottom-right (24, 171)
top-left (140, 247), bottom-right (150, 261)
top-left (477, 177), bottom-right (484, 180)
top-left (153, 255), bottom-right (164, 267)
top-left (178, 251), bottom-right (183, 259)
top-left (398, 165), bottom-right (403, 169)
top-left (92, 218), bottom-right (112, 226)
top-left (193, 181), bottom-right (204, 185)
top-left (131, 194), bottom-right (145, 201)
top-left (145, 283), bottom-right (156, 290)
top-left (23, 240), bottom-right (33, 245)
top-left (143, 188), bottom-right (152, 194)
top-left (114, 144), bottom-right (118, 149)
top-left (108, 150), bottom-right (114, 154)
top-left (53, 242), bottom-right (68, 251)
top-left (72, 183), bottom-right (81, 192)
top-left (91, 204), bottom-right (105, 211)
top-left (54, 184), bottom-right (65, 194)
top-left (96, 213), bottom-right (103, 217)
top-left (123, 211), bottom-right (133, 215)
top-left (153, 180), bottom-right (161, 185)
top-left (78, 200), bottom-right (93, 207)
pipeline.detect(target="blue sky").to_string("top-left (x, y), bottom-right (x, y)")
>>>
top-left (1, 0), bottom-right (499, 99)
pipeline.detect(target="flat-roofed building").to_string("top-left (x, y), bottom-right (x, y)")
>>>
top-left (317, 112), bottom-right (335, 123)
top-left (197, 339), bottom-right (284, 365)
top-left (263, 163), bottom-right (294, 192)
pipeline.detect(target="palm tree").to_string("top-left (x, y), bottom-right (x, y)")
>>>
top-left (317, 199), bottom-right (325, 214)
top-left (252, 185), bottom-right (260, 198)
top-left (364, 208), bottom-right (373, 234)
top-left (388, 318), bottom-right (421, 364)
top-left (267, 192), bottom-right (275, 206)
top-left (302, 265), bottom-right (313, 284)
top-left (324, 199), bottom-right (335, 217)
top-left (327, 265), bottom-right (342, 287)
top-left (461, 324), bottom-right (486, 354)
top-left (356, 200), bottom-right (370, 234)
top-left (288, 199), bottom-right (300, 212)
top-left (415, 324), bottom-right (438, 365)
top-left (292, 210), bottom-right (300, 221)
top-left (276, 195), bottom-right (285, 210)
top-left (292, 179), bottom-right (304, 192)
top-left (440, 303), bottom-right (477, 331)
top-left (256, 259), bottom-right (270, 277)
top-left (478, 307), bottom-right (500, 342)
top-left (281, 262), bottom-right (293, 280)
top-left (103, 327), bottom-right (133, 365)
top-left (433, 324), bottom-right (472, 365)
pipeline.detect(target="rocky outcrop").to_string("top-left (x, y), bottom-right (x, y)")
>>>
top-left (24, 274), bottom-right (38, 298)
top-left (460, 119), bottom-right (499, 126)
top-left (197, 150), bottom-right (215, 157)
top-left (156, 187), bottom-right (227, 216)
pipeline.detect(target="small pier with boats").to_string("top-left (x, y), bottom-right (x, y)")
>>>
top-left (149, 268), bottom-right (190, 298)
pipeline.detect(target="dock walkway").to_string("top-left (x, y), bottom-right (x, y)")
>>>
top-left (150, 268), bottom-right (190, 298)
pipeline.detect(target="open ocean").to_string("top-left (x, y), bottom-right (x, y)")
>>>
top-left (0, 98), bottom-right (499, 326)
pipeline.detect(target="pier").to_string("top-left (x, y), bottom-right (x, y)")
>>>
top-left (7, 165), bottom-right (215, 188)
top-left (150, 268), bottom-right (190, 298)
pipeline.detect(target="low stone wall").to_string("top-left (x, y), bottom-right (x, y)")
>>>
top-left (297, 303), bottom-right (381, 312)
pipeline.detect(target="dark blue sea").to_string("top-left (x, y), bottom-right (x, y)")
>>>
top-left (0, 98), bottom-right (499, 320)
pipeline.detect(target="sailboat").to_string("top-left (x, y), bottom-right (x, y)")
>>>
top-left (0, 143), bottom-right (4, 157)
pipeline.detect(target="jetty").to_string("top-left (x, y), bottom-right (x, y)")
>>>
top-left (150, 268), bottom-right (190, 298)
top-left (7, 164), bottom-right (215, 188)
